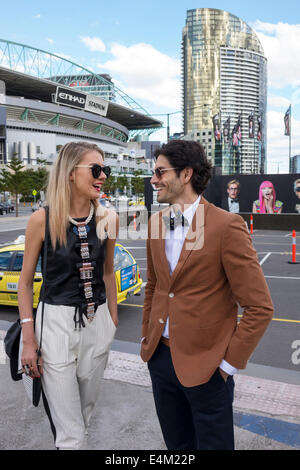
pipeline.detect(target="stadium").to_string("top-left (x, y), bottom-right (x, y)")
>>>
top-left (0, 39), bottom-right (162, 174)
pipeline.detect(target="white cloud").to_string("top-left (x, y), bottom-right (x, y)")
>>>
top-left (98, 42), bottom-right (181, 109)
top-left (252, 21), bottom-right (300, 89)
top-left (80, 36), bottom-right (106, 52)
top-left (46, 38), bottom-right (54, 45)
top-left (268, 95), bottom-right (291, 109)
top-left (33, 14), bottom-right (41, 19)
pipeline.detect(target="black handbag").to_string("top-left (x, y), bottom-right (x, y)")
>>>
top-left (4, 207), bottom-right (49, 406)
top-left (4, 318), bottom-right (22, 381)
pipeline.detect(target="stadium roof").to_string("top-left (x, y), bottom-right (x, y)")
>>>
top-left (0, 39), bottom-right (162, 132)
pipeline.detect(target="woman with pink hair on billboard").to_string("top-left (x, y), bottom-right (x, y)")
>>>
top-left (252, 181), bottom-right (283, 214)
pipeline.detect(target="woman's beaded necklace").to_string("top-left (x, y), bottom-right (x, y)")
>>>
top-left (68, 203), bottom-right (96, 326)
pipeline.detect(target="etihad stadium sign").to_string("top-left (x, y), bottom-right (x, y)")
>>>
top-left (55, 86), bottom-right (108, 117)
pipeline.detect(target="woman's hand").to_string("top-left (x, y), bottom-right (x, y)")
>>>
top-left (22, 339), bottom-right (43, 378)
top-left (264, 194), bottom-right (274, 213)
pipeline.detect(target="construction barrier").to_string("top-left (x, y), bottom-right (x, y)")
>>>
top-left (288, 230), bottom-right (300, 264)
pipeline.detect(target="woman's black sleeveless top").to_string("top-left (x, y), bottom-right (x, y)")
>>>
top-left (42, 213), bottom-right (107, 316)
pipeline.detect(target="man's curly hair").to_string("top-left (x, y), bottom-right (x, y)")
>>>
top-left (154, 140), bottom-right (212, 195)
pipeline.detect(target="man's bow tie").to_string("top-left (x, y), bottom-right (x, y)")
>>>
top-left (163, 212), bottom-right (189, 231)
top-left (230, 198), bottom-right (239, 203)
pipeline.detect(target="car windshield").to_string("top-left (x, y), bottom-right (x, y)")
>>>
top-left (0, 251), bottom-right (13, 270)
top-left (10, 252), bottom-right (42, 272)
top-left (114, 246), bottom-right (134, 271)
top-left (11, 252), bottom-right (24, 271)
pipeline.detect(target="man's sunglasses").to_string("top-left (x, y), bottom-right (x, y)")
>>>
top-left (152, 167), bottom-right (180, 179)
top-left (76, 164), bottom-right (111, 179)
top-left (296, 187), bottom-right (300, 192)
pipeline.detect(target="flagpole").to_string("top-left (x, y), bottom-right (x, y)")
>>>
top-left (289, 105), bottom-right (292, 162)
top-left (253, 111), bottom-right (255, 174)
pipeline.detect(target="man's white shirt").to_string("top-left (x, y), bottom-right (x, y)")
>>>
top-left (162, 195), bottom-right (237, 376)
top-left (228, 197), bottom-right (239, 213)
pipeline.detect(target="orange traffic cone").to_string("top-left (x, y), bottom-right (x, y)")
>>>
top-left (288, 230), bottom-right (300, 264)
top-left (250, 215), bottom-right (253, 234)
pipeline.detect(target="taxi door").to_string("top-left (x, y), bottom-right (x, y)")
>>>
top-left (5, 251), bottom-right (24, 305)
top-left (6, 252), bottom-right (43, 307)
top-left (0, 250), bottom-right (15, 303)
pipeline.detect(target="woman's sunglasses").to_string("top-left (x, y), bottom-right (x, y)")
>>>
top-left (76, 164), bottom-right (111, 179)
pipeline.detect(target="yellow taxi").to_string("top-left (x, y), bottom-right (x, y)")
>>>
top-left (128, 199), bottom-right (145, 206)
top-left (0, 239), bottom-right (143, 308)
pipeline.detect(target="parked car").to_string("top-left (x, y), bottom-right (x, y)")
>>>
top-left (0, 203), bottom-right (9, 215)
top-left (1, 202), bottom-right (14, 213)
top-left (0, 240), bottom-right (143, 308)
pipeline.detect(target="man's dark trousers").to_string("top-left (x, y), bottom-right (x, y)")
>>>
top-left (148, 343), bottom-right (235, 450)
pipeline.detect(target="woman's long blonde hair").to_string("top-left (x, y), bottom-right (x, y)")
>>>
top-left (46, 141), bottom-right (106, 249)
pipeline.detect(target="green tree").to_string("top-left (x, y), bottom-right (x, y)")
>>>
top-left (102, 176), bottom-right (117, 195)
top-left (30, 166), bottom-right (49, 195)
top-left (116, 175), bottom-right (128, 194)
top-left (0, 157), bottom-right (27, 217)
top-left (20, 169), bottom-right (34, 204)
top-left (131, 171), bottom-right (144, 202)
top-left (0, 176), bottom-right (5, 197)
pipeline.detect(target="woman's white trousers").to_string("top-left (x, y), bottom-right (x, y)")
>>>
top-left (35, 301), bottom-right (116, 450)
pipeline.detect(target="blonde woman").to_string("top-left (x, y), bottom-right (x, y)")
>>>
top-left (18, 142), bottom-right (119, 450)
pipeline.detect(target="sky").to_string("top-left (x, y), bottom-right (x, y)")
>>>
top-left (1, 0), bottom-right (300, 173)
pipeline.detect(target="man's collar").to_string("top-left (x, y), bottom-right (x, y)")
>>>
top-left (170, 195), bottom-right (201, 225)
top-left (228, 196), bottom-right (239, 203)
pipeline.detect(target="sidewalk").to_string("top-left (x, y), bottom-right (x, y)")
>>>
top-left (0, 214), bottom-right (30, 233)
top-left (0, 331), bottom-right (299, 451)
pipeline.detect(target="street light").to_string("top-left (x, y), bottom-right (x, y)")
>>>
top-left (149, 104), bottom-right (211, 141)
top-left (148, 110), bottom-right (181, 141)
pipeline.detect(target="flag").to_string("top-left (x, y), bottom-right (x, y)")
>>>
top-left (223, 116), bottom-right (230, 144)
top-left (284, 105), bottom-right (291, 136)
top-left (257, 114), bottom-right (262, 141)
top-left (232, 115), bottom-right (241, 147)
top-left (248, 112), bottom-right (254, 138)
top-left (212, 114), bottom-right (221, 141)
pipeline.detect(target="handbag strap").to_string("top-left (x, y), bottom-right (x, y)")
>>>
top-left (38, 206), bottom-right (49, 352)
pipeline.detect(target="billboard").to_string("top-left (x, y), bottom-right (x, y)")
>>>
top-left (55, 86), bottom-right (86, 109)
top-left (55, 86), bottom-right (108, 117)
top-left (203, 174), bottom-right (300, 214)
top-left (85, 94), bottom-right (108, 116)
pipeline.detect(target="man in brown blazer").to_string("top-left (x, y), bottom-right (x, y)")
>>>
top-left (141, 140), bottom-right (273, 450)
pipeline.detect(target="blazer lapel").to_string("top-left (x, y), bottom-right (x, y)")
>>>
top-left (169, 197), bottom-right (209, 286)
top-left (157, 206), bottom-right (172, 280)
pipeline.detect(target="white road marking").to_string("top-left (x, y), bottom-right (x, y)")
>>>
top-left (259, 252), bottom-right (272, 266)
top-left (265, 275), bottom-right (300, 280)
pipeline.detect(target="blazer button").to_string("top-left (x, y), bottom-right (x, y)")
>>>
top-left (169, 292), bottom-right (174, 298)
top-left (159, 318), bottom-right (165, 324)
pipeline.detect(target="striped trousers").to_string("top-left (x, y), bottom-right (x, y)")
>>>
top-left (35, 301), bottom-right (116, 450)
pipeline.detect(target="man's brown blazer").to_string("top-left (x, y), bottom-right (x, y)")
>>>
top-left (141, 197), bottom-right (274, 387)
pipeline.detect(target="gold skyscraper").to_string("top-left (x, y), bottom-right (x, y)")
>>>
top-left (182, 8), bottom-right (267, 174)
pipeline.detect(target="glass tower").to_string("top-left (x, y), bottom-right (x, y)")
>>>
top-left (182, 8), bottom-right (267, 174)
